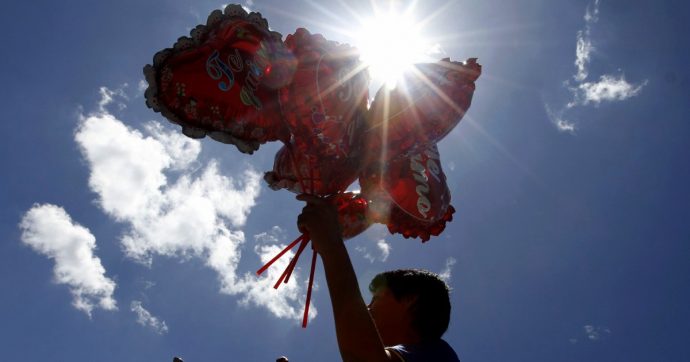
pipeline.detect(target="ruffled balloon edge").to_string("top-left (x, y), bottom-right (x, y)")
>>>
top-left (143, 5), bottom-right (282, 155)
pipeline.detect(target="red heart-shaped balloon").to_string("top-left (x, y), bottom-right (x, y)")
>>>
top-left (279, 28), bottom-right (369, 161)
top-left (360, 144), bottom-right (454, 242)
top-left (365, 58), bottom-right (481, 163)
top-left (143, 5), bottom-right (297, 154)
top-left (264, 143), bottom-right (361, 195)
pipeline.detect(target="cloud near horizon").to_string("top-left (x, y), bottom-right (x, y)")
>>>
top-left (19, 204), bottom-right (118, 317)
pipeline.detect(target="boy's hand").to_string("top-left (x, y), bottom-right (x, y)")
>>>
top-left (296, 194), bottom-right (343, 255)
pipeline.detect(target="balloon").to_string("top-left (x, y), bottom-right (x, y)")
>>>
top-left (280, 28), bottom-right (369, 158)
top-left (333, 192), bottom-right (371, 239)
top-left (386, 204), bottom-right (455, 242)
top-left (365, 58), bottom-right (481, 163)
top-left (360, 144), bottom-right (454, 242)
top-left (264, 143), bottom-right (361, 195)
top-left (143, 5), bottom-right (297, 154)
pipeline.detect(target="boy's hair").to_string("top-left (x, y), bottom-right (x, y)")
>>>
top-left (369, 269), bottom-right (451, 341)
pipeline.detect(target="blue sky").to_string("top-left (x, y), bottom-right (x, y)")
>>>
top-left (1, 0), bottom-right (689, 361)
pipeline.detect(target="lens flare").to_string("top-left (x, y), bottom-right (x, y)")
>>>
top-left (355, 10), bottom-right (431, 88)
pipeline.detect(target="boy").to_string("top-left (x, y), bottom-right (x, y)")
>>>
top-left (297, 194), bottom-right (459, 361)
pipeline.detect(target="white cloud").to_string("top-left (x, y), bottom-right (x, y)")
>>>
top-left (545, 0), bottom-right (646, 132)
top-left (137, 80), bottom-right (148, 96)
top-left (555, 119), bottom-right (576, 133)
top-left (98, 85), bottom-right (128, 112)
top-left (254, 226), bottom-right (285, 244)
top-left (578, 75), bottom-right (648, 105)
top-left (355, 246), bottom-right (375, 263)
top-left (131, 301), bottom-right (169, 334)
top-left (574, 33), bottom-right (594, 82)
top-left (570, 324), bottom-right (611, 343)
top-left (584, 0), bottom-right (600, 23)
top-left (72, 87), bottom-right (309, 322)
top-left (544, 103), bottom-right (576, 134)
top-left (584, 324), bottom-right (611, 341)
top-left (19, 204), bottom-right (117, 317)
top-left (439, 257), bottom-right (457, 282)
top-left (356, 238), bottom-right (391, 263)
top-left (376, 239), bottom-right (391, 262)
top-left (574, 0), bottom-right (599, 82)
top-left (230, 242), bottom-right (316, 321)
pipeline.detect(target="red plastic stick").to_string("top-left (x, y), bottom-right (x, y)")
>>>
top-left (256, 234), bottom-right (305, 276)
top-left (273, 236), bottom-right (310, 289)
top-left (283, 236), bottom-right (310, 284)
top-left (302, 248), bottom-right (318, 328)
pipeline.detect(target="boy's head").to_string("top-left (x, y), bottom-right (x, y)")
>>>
top-left (368, 269), bottom-right (451, 343)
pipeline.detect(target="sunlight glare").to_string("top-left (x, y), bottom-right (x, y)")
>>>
top-left (355, 10), bottom-right (430, 88)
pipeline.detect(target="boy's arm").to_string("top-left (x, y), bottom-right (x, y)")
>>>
top-left (297, 194), bottom-right (394, 362)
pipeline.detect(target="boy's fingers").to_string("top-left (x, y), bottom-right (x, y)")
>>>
top-left (297, 212), bottom-right (305, 228)
top-left (297, 210), bottom-right (312, 233)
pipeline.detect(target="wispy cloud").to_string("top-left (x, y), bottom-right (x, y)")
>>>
top-left (71, 87), bottom-right (309, 322)
top-left (574, 0), bottom-right (599, 82)
top-left (254, 226), bottom-right (285, 244)
top-left (584, 324), bottom-right (611, 340)
top-left (577, 75), bottom-right (648, 105)
top-left (137, 80), bottom-right (148, 96)
top-left (376, 239), bottom-right (391, 262)
top-left (570, 324), bottom-right (611, 344)
top-left (19, 204), bottom-right (117, 317)
top-left (356, 238), bottom-right (391, 263)
top-left (439, 257), bottom-right (457, 282)
top-left (545, 0), bottom-right (646, 132)
top-left (131, 301), bottom-right (169, 334)
top-left (98, 85), bottom-right (128, 112)
top-left (544, 103), bottom-right (576, 133)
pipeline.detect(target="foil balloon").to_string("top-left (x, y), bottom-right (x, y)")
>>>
top-left (360, 144), bottom-right (454, 242)
top-left (143, 5), bottom-right (297, 154)
top-left (365, 58), bottom-right (481, 163)
top-left (280, 28), bottom-right (369, 158)
top-left (333, 192), bottom-right (371, 240)
top-left (264, 142), bottom-right (362, 195)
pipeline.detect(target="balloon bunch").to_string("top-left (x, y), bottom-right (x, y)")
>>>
top-left (143, 5), bottom-right (481, 327)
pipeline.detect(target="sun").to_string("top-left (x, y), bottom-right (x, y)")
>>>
top-left (354, 9), bottom-right (431, 88)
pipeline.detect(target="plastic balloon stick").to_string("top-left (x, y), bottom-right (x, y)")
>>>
top-left (273, 236), bottom-right (310, 289)
top-left (283, 237), bottom-right (310, 284)
top-left (256, 234), bottom-right (305, 275)
top-left (302, 248), bottom-right (318, 328)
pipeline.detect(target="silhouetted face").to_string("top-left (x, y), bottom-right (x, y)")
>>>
top-left (368, 287), bottom-right (412, 346)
